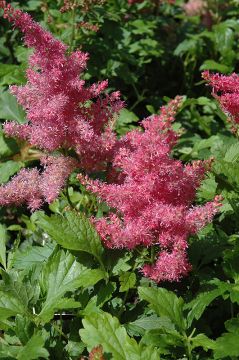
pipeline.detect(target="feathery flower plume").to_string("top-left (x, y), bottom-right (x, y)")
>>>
top-left (0, 156), bottom-right (77, 211)
top-left (203, 70), bottom-right (239, 129)
top-left (80, 97), bottom-right (221, 282)
top-left (0, 1), bottom-right (123, 171)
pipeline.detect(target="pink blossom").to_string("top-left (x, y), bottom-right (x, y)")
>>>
top-left (183, 0), bottom-right (207, 17)
top-left (0, 156), bottom-right (77, 211)
top-left (40, 156), bottom-right (78, 203)
top-left (202, 71), bottom-right (239, 127)
top-left (143, 250), bottom-right (191, 283)
top-left (79, 97), bottom-right (221, 282)
top-left (0, 1), bottom-right (123, 171)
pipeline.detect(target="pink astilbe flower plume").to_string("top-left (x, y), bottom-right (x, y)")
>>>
top-left (79, 97), bottom-right (221, 282)
top-left (202, 70), bottom-right (239, 130)
top-left (0, 1), bottom-right (123, 171)
top-left (0, 155), bottom-right (77, 211)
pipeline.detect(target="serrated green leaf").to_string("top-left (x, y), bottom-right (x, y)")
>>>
top-left (185, 288), bottom-right (227, 328)
top-left (116, 108), bottom-right (139, 126)
top-left (119, 272), bottom-right (136, 292)
top-left (174, 39), bottom-right (197, 56)
top-left (80, 312), bottom-right (141, 360)
top-left (191, 333), bottom-right (216, 351)
top-left (13, 244), bottom-right (55, 270)
top-left (0, 272), bottom-right (31, 321)
top-left (138, 345), bottom-right (161, 360)
top-left (214, 332), bottom-right (239, 359)
top-left (138, 287), bottom-right (186, 331)
top-left (0, 92), bottom-right (26, 123)
top-left (96, 281), bottom-right (116, 306)
top-left (0, 342), bottom-right (20, 358)
top-left (0, 224), bottom-right (7, 270)
top-left (0, 64), bottom-right (26, 86)
top-left (0, 128), bottom-right (19, 157)
top-left (36, 211), bottom-right (104, 266)
top-left (15, 315), bottom-right (34, 345)
top-left (224, 318), bottom-right (239, 333)
top-left (65, 340), bottom-right (85, 357)
top-left (198, 174), bottom-right (217, 200)
top-left (112, 253), bottom-right (132, 275)
top-left (0, 161), bottom-right (24, 184)
top-left (200, 60), bottom-right (231, 73)
top-left (141, 328), bottom-right (182, 349)
top-left (17, 332), bottom-right (49, 360)
top-left (224, 142), bottom-right (239, 163)
top-left (38, 250), bottom-right (104, 322)
top-left (129, 315), bottom-right (175, 332)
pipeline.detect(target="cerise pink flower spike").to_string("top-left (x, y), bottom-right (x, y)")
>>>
top-left (0, 156), bottom-right (77, 211)
top-left (0, 1), bottom-right (123, 171)
top-left (79, 97), bottom-right (221, 283)
top-left (202, 70), bottom-right (239, 129)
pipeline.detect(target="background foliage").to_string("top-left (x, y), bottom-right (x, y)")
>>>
top-left (1, 0), bottom-right (239, 359)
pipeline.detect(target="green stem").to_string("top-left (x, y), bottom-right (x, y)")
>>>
top-left (69, 7), bottom-right (76, 52)
top-left (183, 329), bottom-right (196, 360)
top-left (52, 323), bottom-right (68, 341)
top-left (129, 84), bottom-right (146, 111)
top-left (117, 290), bottom-right (129, 320)
top-left (150, 246), bottom-right (155, 264)
top-left (96, 255), bottom-right (107, 276)
top-left (65, 182), bottom-right (75, 209)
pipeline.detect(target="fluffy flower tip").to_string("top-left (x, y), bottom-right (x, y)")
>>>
top-left (142, 250), bottom-right (192, 283)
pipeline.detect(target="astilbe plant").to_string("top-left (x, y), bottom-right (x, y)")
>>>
top-left (0, 1), bottom-right (123, 209)
top-left (79, 97), bottom-right (221, 282)
top-left (203, 70), bottom-right (239, 130)
top-left (0, 2), bottom-right (221, 283)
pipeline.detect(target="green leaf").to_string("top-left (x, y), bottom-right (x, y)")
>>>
top-left (15, 315), bottom-right (34, 345)
top-left (65, 340), bottom-right (85, 357)
top-left (80, 312), bottom-right (141, 360)
top-left (224, 142), bottom-right (239, 163)
top-left (13, 244), bottom-right (55, 270)
top-left (38, 249), bottom-right (104, 322)
top-left (141, 328), bottom-right (182, 349)
top-left (185, 288), bottom-right (227, 328)
top-left (138, 287), bottom-right (186, 331)
top-left (0, 224), bottom-right (7, 270)
top-left (191, 333), bottom-right (216, 351)
top-left (0, 64), bottom-right (25, 86)
top-left (36, 211), bottom-right (104, 266)
top-left (0, 161), bottom-right (24, 184)
top-left (197, 174), bottom-right (217, 200)
top-left (174, 39), bottom-right (197, 56)
top-left (0, 342), bottom-right (20, 358)
top-left (0, 92), bottom-right (26, 123)
top-left (200, 60), bottom-right (231, 73)
top-left (119, 272), bottom-right (136, 292)
top-left (129, 315), bottom-right (175, 333)
top-left (17, 332), bottom-right (49, 360)
top-left (214, 333), bottom-right (239, 359)
top-left (116, 108), bottom-right (139, 126)
top-left (0, 272), bottom-right (31, 321)
top-left (112, 253), bottom-right (132, 275)
top-left (138, 345), bottom-right (161, 360)
top-left (0, 128), bottom-right (19, 157)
